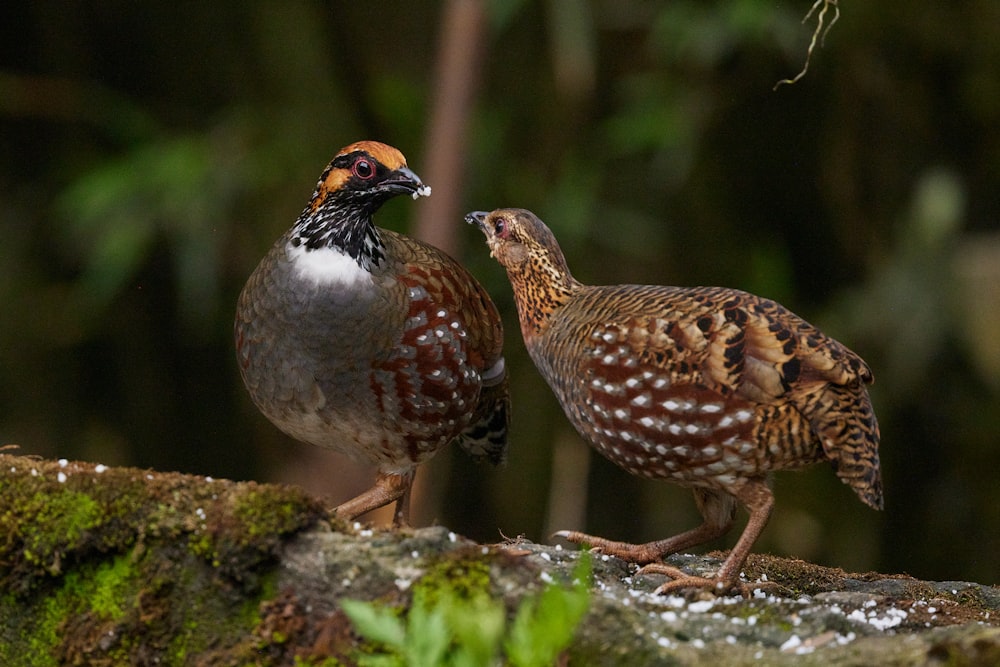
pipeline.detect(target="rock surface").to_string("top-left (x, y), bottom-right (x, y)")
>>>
top-left (1, 453), bottom-right (998, 665)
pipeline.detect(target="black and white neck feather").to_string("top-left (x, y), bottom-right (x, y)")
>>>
top-left (290, 193), bottom-right (386, 273)
top-left (283, 142), bottom-right (430, 284)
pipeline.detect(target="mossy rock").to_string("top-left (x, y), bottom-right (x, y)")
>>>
top-left (2, 453), bottom-right (1000, 666)
top-left (0, 454), bottom-right (326, 665)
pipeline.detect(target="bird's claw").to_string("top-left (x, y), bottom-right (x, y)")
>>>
top-left (636, 562), bottom-right (691, 581)
top-left (636, 563), bottom-right (751, 598)
top-left (551, 530), bottom-right (608, 555)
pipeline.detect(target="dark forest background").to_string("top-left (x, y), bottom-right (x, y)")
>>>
top-left (2, 1), bottom-right (998, 585)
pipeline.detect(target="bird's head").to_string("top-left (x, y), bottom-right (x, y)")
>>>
top-left (310, 141), bottom-right (431, 210)
top-left (464, 208), bottom-right (563, 270)
top-left (466, 208), bottom-right (578, 335)
top-left (465, 207), bottom-right (578, 309)
top-left (291, 141), bottom-right (431, 266)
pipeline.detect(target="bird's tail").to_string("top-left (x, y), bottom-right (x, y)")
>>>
top-left (810, 382), bottom-right (884, 510)
top-left (456, 376), bottom-right (510, 466)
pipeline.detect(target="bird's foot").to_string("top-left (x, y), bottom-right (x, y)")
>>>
top-left (552, 530), bottom-right (669, 563)
top-left (637, 563), bottom-right (782, 598)
top-left (635, 563), bottom-right (727, 596)
top-left (635, 562), bottom-right (691, 581)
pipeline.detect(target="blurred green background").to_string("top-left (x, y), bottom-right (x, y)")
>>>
top-left (2, 1), bottom-right (999, 585)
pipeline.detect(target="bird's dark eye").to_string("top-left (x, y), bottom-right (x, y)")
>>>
top-left (494, 218), bottom-right (508, 238)
top-left (353, 158), bottom-right (376, 180)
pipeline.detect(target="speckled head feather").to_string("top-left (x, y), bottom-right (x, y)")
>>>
top-left (466, 209), bottom-right (561, 268)
top-left (466, 208), bottom-right (580, 339)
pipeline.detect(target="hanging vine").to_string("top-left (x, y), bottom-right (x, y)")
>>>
top-left (774, 0), bottom-right (840, 89)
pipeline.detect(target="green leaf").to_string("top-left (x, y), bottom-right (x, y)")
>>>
top-left (505, 556), bottom-right (591, 667)
top-left (340, 598), bottom-right (406, 649)
top-left (402, 590), bottom-right (450, 667)
top-left (444, 591), bottom-right (505, 667)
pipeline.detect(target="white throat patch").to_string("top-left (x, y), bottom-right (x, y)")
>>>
top-left (286, 243), bottom-right (371, 287)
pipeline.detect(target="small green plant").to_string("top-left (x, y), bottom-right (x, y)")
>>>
top-left (341, 555), bottom-right (591, 667)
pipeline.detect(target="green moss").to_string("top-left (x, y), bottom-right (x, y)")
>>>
top-left (160, 558), bottom-right (275, 663)
top-left (25, 592), bottom-right (65, 667)
top-left (233, 490), bottom-right (304, 540)
top-left (186, 530), bottom-right (218, 564)
top-left (0, 463), bottom-right (157, 595)
top-left (88, 556), bottom-right (133, 620)
top-left (178, 484), bottom-right (324, 580)
top-left (0, 554), bottom-right (138, 667)
top-left (166, 617), bottom-right (199, 664)
top-left (13, 490), bottom-right (102, 570)
top-left (413, 549), bottom-right (495, 605)
top-left (0, 454), bottom-right (325, 665)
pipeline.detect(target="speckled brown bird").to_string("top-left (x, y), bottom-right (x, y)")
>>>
top-left (235, 141), bottom-right (508, 526)
top-left (467, 208), bottom-right (881, 594)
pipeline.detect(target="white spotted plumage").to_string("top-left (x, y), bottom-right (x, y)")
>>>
top-left (469, 207), bottom-right (881, 594)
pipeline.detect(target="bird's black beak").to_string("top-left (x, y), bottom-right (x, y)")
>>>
top-left (465, 211), bottom-right (489, 229)
top-left (384, 166), bottom-right (432, 200)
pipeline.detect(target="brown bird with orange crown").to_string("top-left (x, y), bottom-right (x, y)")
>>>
top-left (235, 142), bottom-right (508, 526)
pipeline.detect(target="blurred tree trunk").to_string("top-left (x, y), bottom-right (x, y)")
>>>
top-left (413, 0), bottom-right (487, 256)
top-left (410, 0), bottom-right (488, 524)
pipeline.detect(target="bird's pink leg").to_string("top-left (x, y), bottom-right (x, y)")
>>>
top-left (645, 481), bottom-right (774, 595)
top-left (555, 488), bottom-right (737, 564)
top-left (557, 483), bottom-right (776, 595)
top-left (334, 469), bottom-right (416, 527)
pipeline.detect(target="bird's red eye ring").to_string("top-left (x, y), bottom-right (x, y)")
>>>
top-left (353, 158), bottom-right (375, 180)
top-left (494, 218), bottom-right (508, 238)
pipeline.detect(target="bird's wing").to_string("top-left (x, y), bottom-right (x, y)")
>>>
top-left (572, 285), bottom-right (871, 404)
top-left (383, 231), bottom-right (509, 463)
top-left (383, 231), bottom-right (504, 369)
top-left (731, 290), bottom-right (873, 393)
